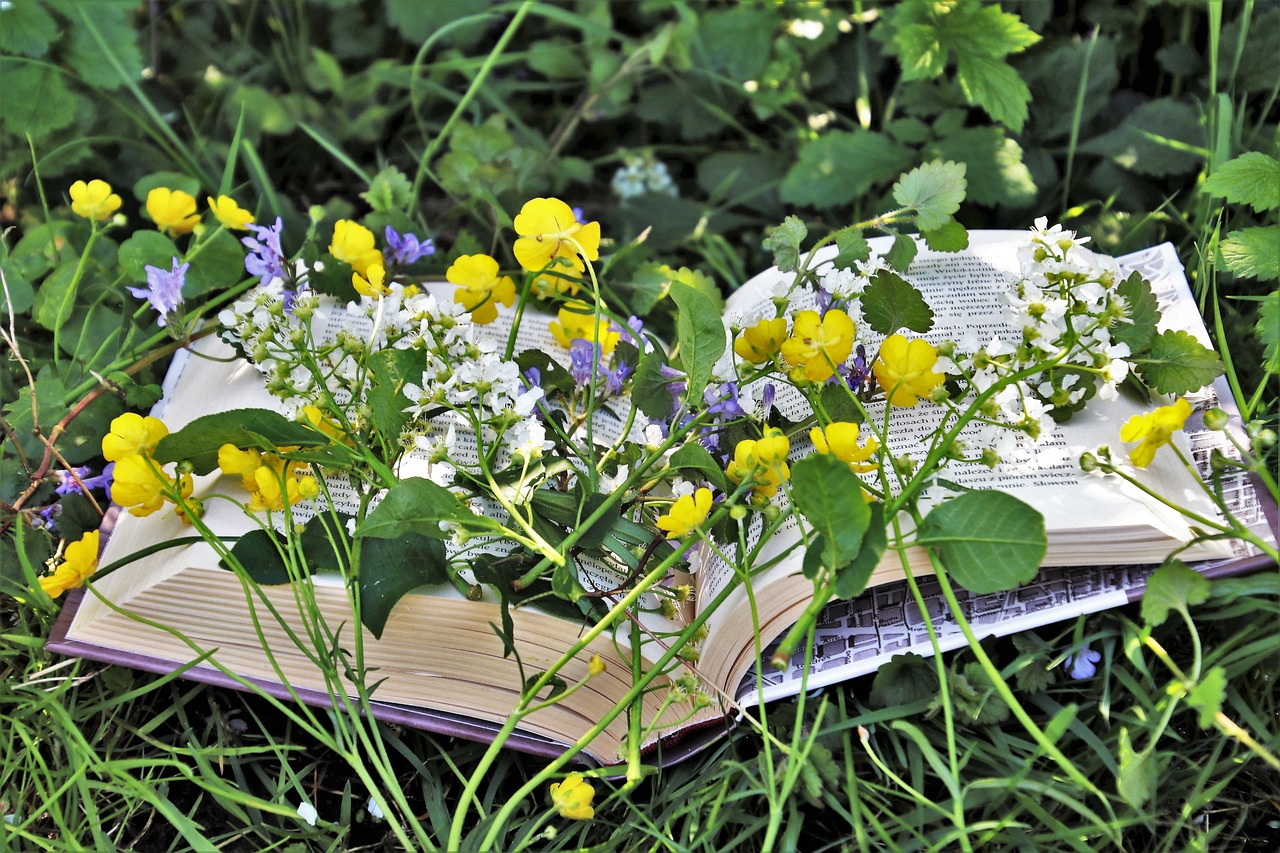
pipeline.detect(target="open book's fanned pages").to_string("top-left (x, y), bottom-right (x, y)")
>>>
top-left (47, 232), bottom-right (1276, 768)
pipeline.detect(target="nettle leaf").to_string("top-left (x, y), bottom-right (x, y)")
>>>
top-left (861, 270), bottom-right (934, 335)
top-left (118, 231), bottom-right (181, 284)
top-left (357, 478), bottom-right (467, 541)
top-left (921, 218), bottom-right (969, 253)
top-left (956, 52), bottom-right (1031, 132)
top-left (764, 216), bottom-right (808, 273)
top-left (359, 531), bottom-right (449, 638)
top-left (1220, 226), bottom-right (1280, 281)
top-left (917, 491), bottom-right (1046, 593)
top-left (780, 130), bottom-right (913, 209)
top-left (884, 233), bottom-right (918, 272)
top-left (154, 409), bottom-right (328, 473)
top-left (1112, 272), bottom-right (1159, 352)
top-left (869, 652), bottom-right (936, 708)
top-left (892, 160), bottom-right (967, 231)
top-left (669, 279), bottom-right (726, 403)
top-left (1258, 291), bottom-right (1280, 374)
top-left (366, 347), bottom-right (423, 439)
top-left (1186, 666), bottom-right (1227, 729)
top-left (1132, 329), bottom-right (1224, 396)
top-left (670, 443), bottom-right (729, 493)
top-left (1140, 560), bottom-right (1210, 627)
top-left (1203, 152), bottom-right (1280, 213)
top-left (832, 231), bottom-right (871, 269)
top-left (360, 166), bottom-right (414, 213)
top-left (791, 454), bottom-right (872, 578)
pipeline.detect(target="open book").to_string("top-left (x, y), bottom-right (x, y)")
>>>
top-left (48, 232), bottom-right (1276, 767)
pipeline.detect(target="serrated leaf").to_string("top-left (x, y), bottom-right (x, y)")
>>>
top-left (960, 662), bottom-right (1010, 725)
top-left (780, 130), bottom-right (913, 209)
top-left (1141, 560), bottom-right (1210, 627)
top-left (63, 3), bottom-right (145, 90)
top-left (956, 52), bottom-right (1032, 132)
top-left (1258, 291), bottom-right (1280, 374)
top-left (790, 454), bottom-right (872, 576)
top-left (861, 270), bottom-right (934, 335)
top-left (669, 279), bottom-right (726, 403)
top-left (869, 652), bottom-right (937, 708)
top-left (1132, 329), bottom-right (1224, 396)
top-left (1203, 152), bottom-right (1280, 213)
top-left (832, 231), bottom-right (871, 269)
top-left (764, 216), bottom-right (807, 273)
top-left (1186, 666), bottom-right (1227, 729)
top-left (884, 233), bottom-right (918, 272)
top-left (357, 478), bottom-right (467, 540)
top-left (921, 219), bottom-right (969, 252)
top-left (360, 166), bottom-right (414, 213)
top-left (0, 0), bottom-right (57, 57)
top-left (1111, 272), bottom-right (1159, 352)
top-left (892, 160), bottom-right (967, 231)
top-left (0, 61), bottom-right (76, 139)
top-left (928, 126), bottom-right (1037, 207)
top-left (632, 352), bottom-right (676, 421)
top-left (153, 409), bottom-right (330, 474)
top-left (1220, 226), bottom-right (1280, 281)
top-left (917, 491), bottom-right (1046, 593)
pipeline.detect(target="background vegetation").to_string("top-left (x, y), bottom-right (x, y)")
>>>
top-left (2, 0), bottom-right (1277, 849)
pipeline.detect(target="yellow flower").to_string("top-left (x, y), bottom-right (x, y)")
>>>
top-left (39, 530), bottom-right (100, 599)
top-left (329, 219), bottom-right (382, 276)
top-left (810, 422), bottom-right (879, 472)
top-left (726, 429), bottom-right (791, 501)
top-left (656, 487), bottom-right (714, 540)
top-left (102, 413), bottom-right (170, 462)
top-left (302, 405), bottom-right (353, 446)
top-left (734, 318), bottom-right (788, 364)
top-left (207, 195), bottom-right (254, 230)
top-left (218, 444), bottom-right (264, 492)
top-left (111, 454), bottom-right (173, 517)
top-left (588, 654), bottom-right (606, 676)
top-left (872, 334), bottom-right (944, 408)
top-left (354, 264), bottom-right (390, 299)
top-left (513, 197), bottom-right (601, 273)
top-left (247, 465), bottom-right (319, 512)
top-left (549, 300), bottom-right (620, 355)
top-left (447, 254), bottom-right (516, 324)
top-left (1119, 398), bottom-right (1192, 468)
top-left (549, 774), bottom-right (595, 821)
top-left (781, 310), bottom-right (856, 382)
top-left (145, 187), bottom-right (200, 236)
top-left (69, 180), bottom-right (121, 221)
top-left (530, 256), bottom-right (583, 299)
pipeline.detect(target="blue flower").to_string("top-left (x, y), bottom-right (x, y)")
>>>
top-left (1065, 644), bottom-right (1102, 679)
top-left (56, 464), bottom-right (113, 496)
top-left (242, 217), bottom-right (286, 282)
top-left (568, 339), bottom-right (599, 386)
top-left (604, 361), bottom-right (632, 396)
top-left (384, 225), bottom-right (435, 266)
top-left (129, 258), bottom-right (188, 327)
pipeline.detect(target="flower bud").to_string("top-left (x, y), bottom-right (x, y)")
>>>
top-left (1203, 407), bottom-right (1230, 431)
top-left (1079, 452), bottom-right (1099, 472)
top-left (761, 503), bottom-right (781, 524)
top-left (1254, 428), bottom-right (1277, 450)
top-left (1209, 449), bottom-right (1233, 472)
top-left (729, 504), bottom-right (748, 521)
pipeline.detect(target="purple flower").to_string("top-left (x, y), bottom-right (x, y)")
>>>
top-left (523, 366), bottom-right (542, 389)
top-left (129, 258), bottom-right (188, 327)
top-left (384, 226), bottom-right (435, 266)
top-left (841, 344), bottom-right (871, 392)
top-left (615, 315), bottom-right (646, 349)
top-left (568, 339), bottom-right (599, 386)
top-left (242, 217), bottom-right (286, 282)
top-left (604, 361), bottom-right (632, 396)
top-left (572, 207), bottom-right (587, 225)
top-left (1065, 645), bottom-right (1102, 679)
top-left (55, 463), bottom-right (114, 498)
top-left (659, 364), bottom-right (686, 407)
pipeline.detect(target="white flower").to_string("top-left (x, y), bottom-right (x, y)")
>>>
top-left (366, 797), bottom-right (385, 821)
top-left (296, 802), bottom-right (318, 826)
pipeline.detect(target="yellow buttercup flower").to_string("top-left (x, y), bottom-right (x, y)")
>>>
top-left (145, 187), bottom-right (200, 236)
top-left (353, 264), bottom-right (390, 299)
top-left (207, 195), bottom-right (254, 230)
top-left (734, 318), bottom-right (788, 364)
top-left (248, 465), bottom-right (320, 512)
top-left (218, 444), bottom-right (264, 492)
top-left (1119, 398), bottom-right (1192, 468)
top-left (102, 413), bottom-right (170, 462)
top-left (727, 429), bottom-right (791, 501)
top-left (329, 219), bottom-right (382, 276)
top-left (39, 530), bottom-right (100, 599)
top-left (781, 310), bottom-right (856, 382)
top-left (111, 454), bottom-right (175, 517)
top-left (656, 487), bottom-right (714, 540)
top-left (513, 197), bottom-right (600, 273)
top-left (587, 654), bottom-right (607, 676)
top-left (810, 422), bottom-right (879, 472)
top-left (549, 773), bottom-right (595, 821)
top-left (549, 300), bottom-right (620, 355)
top-left (447, 254), bottom-right (516, 325)
top-left (69, 180), bottom-right (122, 221)
top-left (872, 334), bottom-right (944, 408)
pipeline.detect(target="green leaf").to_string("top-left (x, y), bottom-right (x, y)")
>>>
top-left (153, 409), bottom-right (329, 474)
top-left (132, 172), bottom-right (202, 202)
top-left (360, 166), bottom-right (414, 214)
top-left (669, 443), bottom-right (729, 494)
top-left (62, 1), bottom-right (144, 90)
top-left (1, 371), bottom-right (66, 462)
top-left (1140, 560), bottom-right (1210, 627)
top-left (892, 160), bottom-right (967, 231)
top-left (869, 652), bottom-right (937, 708)
top-left (1257, 291), bottom-right (1280, 374)
top-left (955, 52), bottom-right (1032, 132)
top-left (359, 532), bottom-right (449, 638)
top-left (632, 352), bottom-right (676, 421)
top-left (366, 347), bottom-right (423, 440)
top-left (529, 488), bottom-right (618, 552)
top-left (1080, 98), bottom-right (1203, 178)
top-left (0, 0), bottom-right (57, 57)
top-left (832, 231), bottom-right (871, 270)
top-left (356, 478), bottom-right (466, 540)
top-left (1220, 226), bottom-right (1280, 281)
top-left (763, 216), bottom-right (807, 273)
top-left (185, 230), bottom-right (247, 297)
top-left (1132, 329), bottom-right (1224, 396)
top-left (1117, 729), bottom-right (1158, 807)
top-left (118, 231), bottom-right (181, 284)
top-left (0, 61), bottom-right (76, 139)
top-left (959, 662), bottom-right (1010, 725)
top-left (1111, 272), bottom-right (1159, 353)
top-left (835, 502), bottom-right (886, 599)
top-left (791, 454), bottom-right (872, 576)
top-left (780, 130), bottom-right (914, 209)
top-left (1203, 152), bottom-right (1280, 213)
top-left (1186, 666), bottom-right (1227, 729)
top-left (552, 559), bottom-right (587, 603)
top-left (917, 491), bottom-right (1046, 593)
top-left (861, 270), bottom-right (934, 335)
top-left (669, 278), bottom-right (726, 403)
top-left (928, 126), bottom-right (1037, 207)
top-left (221, 528), bottom-right (295, 586)
top-left (30, 260), bottom-right (80, 331)
top-left (884, 233), bottom-right (918, 272)
top-left (921, 219), bottom-right (969, 253)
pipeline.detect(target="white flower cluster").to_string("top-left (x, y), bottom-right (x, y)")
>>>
top-left (611, 152), bottom-right (678, 200)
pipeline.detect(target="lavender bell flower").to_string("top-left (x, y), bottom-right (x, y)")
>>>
top-left (129, 258), bottom-right (188, 328)
top-left (1065, 644), bottom-right (1102, 679)
top-left (384, 225), bottom-right (435, 266)
top-left (604, 360), bottom-right (632, 396)
top-left (242, 217), bottom-right (286, 283)
top-left (568, 339), bottom-right (599, 386)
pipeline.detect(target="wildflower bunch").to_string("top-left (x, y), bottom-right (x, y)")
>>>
top-left (101, 413), bottom-right (200, 522)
